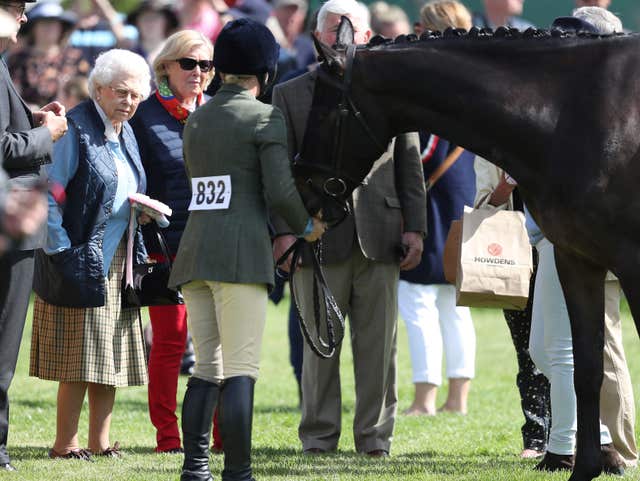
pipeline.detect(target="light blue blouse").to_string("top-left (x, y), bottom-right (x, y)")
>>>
top-left (45, 103), bottom-right (139, 276)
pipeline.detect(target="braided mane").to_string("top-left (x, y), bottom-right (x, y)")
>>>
top-left (366, 26), bottom-right (632, 48)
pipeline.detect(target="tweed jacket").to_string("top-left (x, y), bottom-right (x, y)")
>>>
top-left (0, 58), bottom-right (53, 250)
top-left (272, 70), bottom-right (426, 264)
top-left (169, 84), bottom-right (310, 289)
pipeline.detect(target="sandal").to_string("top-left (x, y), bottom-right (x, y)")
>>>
top-left (94, 442), bottom-right (123, 458)
top-left (48, 448), bottom-right (93, 461)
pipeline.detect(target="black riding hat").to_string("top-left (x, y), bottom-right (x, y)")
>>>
top-left (213, 18), bottom-right (279, 77)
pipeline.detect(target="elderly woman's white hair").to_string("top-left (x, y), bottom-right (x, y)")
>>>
top-left (317, 0), bottom-right (371, 33)
top-left (572, 6), bottom-right (623, 34)
top-left (88, 49), bottom-right (152, 100)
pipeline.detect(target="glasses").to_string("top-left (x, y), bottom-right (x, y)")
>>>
top-left (175, 58), bottom-right (214, 73)
top-left (0, 1), bottom-right (26, 18)
top-left (108, 86), bottom-right (142, 103)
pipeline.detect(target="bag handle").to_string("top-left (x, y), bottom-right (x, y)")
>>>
top-left (425, 146), bottom-right (465, 192)
top-left (148, 222), bottom-right (174, 267)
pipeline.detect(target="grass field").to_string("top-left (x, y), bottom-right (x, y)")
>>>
top-left (4, 296), bottom-right (640, 480)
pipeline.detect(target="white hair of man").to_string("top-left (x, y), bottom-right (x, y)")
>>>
top-left (317, 0), bottom-right (371, 33)
top-left (88, 49), bottom-right (152, 100)
top-left (572, 6), bottom-right (622, 34)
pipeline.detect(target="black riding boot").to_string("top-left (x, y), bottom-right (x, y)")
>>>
top-left (181, 377), bottom-right (219, 481)
top-left (220, 376), bottom-right (256, 481)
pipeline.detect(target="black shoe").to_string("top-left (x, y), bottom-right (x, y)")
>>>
top-left (366, 449), bottom-right (389, 458)
top-left (0, 462), bottom-right (16, 471)
top-left (220, 376), bottom-right (256, 481)
top-left (181, 377), bottom-right (219, 481)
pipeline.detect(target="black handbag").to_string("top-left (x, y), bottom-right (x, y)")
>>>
top-left (122, 224), bottom-right (184, 308)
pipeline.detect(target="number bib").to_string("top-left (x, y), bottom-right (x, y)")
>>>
top-left (188, 175), bottom-right (232, 211)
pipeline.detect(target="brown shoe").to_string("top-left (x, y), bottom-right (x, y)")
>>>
top-left (534, 452), bottom-right (575, 471)
top-left (48, 448), bottom-right (93, 461)
top-left (95, 442), bottom-right (122, 458)
top-left (601, 443), bottom-right (625, 475)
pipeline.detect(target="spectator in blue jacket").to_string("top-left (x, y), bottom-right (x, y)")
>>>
top-left (30, 48), bottom-right (151, 461)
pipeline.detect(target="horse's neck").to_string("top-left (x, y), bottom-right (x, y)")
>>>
top-left (357, 36), bottom-right (634, 184)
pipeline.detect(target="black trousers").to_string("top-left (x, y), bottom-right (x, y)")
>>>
top-left (503, 250), bottom-right (551, 451)
top-left (0, 250), bottom-right (34, 464)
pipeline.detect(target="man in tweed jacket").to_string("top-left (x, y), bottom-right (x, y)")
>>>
top-left (272, 0), bottom-right (426, 456)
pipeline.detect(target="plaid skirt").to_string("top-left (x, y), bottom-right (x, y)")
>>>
top-left (30, 240), bottom-right (148, 387)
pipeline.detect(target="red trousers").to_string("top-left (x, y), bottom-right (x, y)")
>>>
top-left (148, 302), bottom-right (222, 451)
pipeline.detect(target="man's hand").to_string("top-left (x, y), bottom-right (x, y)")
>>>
top-left (273, 234), bottom-right (297, 273)
top-left (399, 231), bottom-right (423, 271)
top-left (37, 111), bottom-right (68, 142)
top-left (488, 171), bottom-right (517, 207)
top-left (304, 217), bottom-right (326, 243)
top-left (40, 101), bottom-right (66, 117)
top-left (2, 187), bottom-right (48, 241)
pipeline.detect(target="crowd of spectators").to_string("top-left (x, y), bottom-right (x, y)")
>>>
top-left (0, 0), bottom-right (636, 480)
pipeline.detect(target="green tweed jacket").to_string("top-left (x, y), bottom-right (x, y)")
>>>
top-left (169, 84), bottom-right (310, 289)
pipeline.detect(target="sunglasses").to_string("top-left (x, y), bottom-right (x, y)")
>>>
top-left (175, 58), bottom-right (214, 72)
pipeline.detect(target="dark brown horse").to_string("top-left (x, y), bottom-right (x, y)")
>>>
top-left (294, 23), bottom-right (640, 481)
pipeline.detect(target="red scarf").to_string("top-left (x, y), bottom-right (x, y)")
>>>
top-left (155, 78), bottom-right (203, 124)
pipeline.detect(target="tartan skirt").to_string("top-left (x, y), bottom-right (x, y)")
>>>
top-left (30, 240), bottom-right (148, 387)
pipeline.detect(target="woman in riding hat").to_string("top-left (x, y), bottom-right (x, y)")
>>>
top-left (168, 18), bottom-right (325, 481)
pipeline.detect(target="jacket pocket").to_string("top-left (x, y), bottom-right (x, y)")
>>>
top-left (385, 196), bottom-right (402, 208)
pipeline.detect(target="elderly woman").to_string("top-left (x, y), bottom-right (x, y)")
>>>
top-left (30, 48), bottom-right (151, 460)
top-left (130, 29), bottom-right (215, 454)
top-left (169, 18), bottom-right (324, 481)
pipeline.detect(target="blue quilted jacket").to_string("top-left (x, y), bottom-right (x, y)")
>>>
top-left (33, 100), bottom-right (147, 307)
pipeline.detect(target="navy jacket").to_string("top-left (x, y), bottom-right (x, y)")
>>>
top-left (130, 94), bottom-right (199, 254)
top-left (33, 100), bottom-right (146, 307)
top-left (400, 134), bottom-right (476, 285)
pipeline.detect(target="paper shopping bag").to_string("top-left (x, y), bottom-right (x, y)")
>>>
top-left (454, 206), bottom-right (532, 310)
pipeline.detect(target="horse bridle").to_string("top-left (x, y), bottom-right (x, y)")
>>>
top-left (294, 44), bottom-right (386, 211)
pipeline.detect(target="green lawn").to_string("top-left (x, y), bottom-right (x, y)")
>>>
top-left (4, 296), bottom-right (640, 480)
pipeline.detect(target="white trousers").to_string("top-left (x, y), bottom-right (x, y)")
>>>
top-left (398, 281), bottom-right (475, 386)
top-left (529, 237), bottom-right (612, 455)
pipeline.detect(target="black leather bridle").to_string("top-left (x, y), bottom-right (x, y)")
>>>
top-left (277, 44), bottom-right (388, 359)
top-left (293, 44), bottom-right (386, 226)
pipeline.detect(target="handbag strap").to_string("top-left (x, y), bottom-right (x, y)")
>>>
top-left (149, 222), bottom-right (174, 267)
top-left (424, 146), bottom-right (465, 192)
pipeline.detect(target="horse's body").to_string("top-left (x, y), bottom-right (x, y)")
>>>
top-left (300, 29), bottom-right (640, 481)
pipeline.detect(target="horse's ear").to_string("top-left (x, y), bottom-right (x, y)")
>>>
top-left (336, 15), bottom-right (355, 48)
top-left (313, 36), bottom-right (346, 72)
